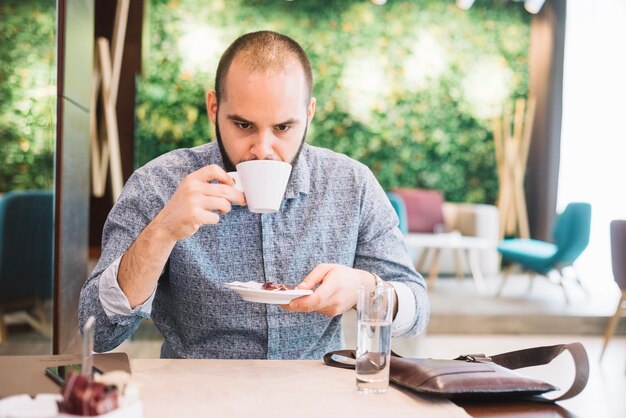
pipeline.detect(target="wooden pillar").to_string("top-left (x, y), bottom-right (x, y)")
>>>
top-left (526, 0), bottom-right (567, 241)
top-left (89, 0), bottom-right (143, 253)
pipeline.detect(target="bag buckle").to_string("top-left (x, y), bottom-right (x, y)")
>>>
top-left (456, 354), bottom-right (492, 362)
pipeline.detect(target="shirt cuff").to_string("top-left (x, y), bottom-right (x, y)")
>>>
top-left (98, 255), bottom-right (156, 318)
top-left (388, 281), bottom-right (416, 337)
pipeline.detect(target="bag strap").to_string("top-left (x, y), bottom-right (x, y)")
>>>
top-left (323, 342), bottom-right (589, 401)
top-left (323, 349), bottom-right (357, 369)
top-left (323, 349), bottom-right (403, 370)
top-left (484, 342), bottom-right (589, 401)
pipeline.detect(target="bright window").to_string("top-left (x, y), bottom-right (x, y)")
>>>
top-left (559, 0), bottom-right (626, 284)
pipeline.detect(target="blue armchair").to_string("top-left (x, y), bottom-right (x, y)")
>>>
top-left (497, 202), bottom-right (592, 303)
top-left (386, 192), bottom-right (408, 234)
top-left (0, 190), bottom-right (54, 341)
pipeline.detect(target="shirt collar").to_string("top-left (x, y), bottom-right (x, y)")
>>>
top-left (284, 144), bottom-right (311, 199)
top-left (208, 141), bottom-right (227, 168)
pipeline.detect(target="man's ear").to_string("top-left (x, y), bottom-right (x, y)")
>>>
top-left (307, 97), bottom-right (316, 126)
top-left (206, 90), bottom-right (218, 124)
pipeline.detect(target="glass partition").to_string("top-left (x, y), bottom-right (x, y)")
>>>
top-left (0, 0), bottom-right (56, 355)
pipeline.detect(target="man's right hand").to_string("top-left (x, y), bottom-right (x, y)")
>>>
top-left (118, 164), bottom-right (245, 308)
top-left (152, 164), bottom-right (246, 242)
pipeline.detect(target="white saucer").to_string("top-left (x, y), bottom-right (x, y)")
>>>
top-left (0, 394), bottom-right (143, 418)
top-left (224, 281), bottom-right (312, 304)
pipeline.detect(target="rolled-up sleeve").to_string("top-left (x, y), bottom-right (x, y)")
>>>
top-left (79, 170), bottom-right (164, 353)
top-left (99, 256), bottom-right (156, 318)
top-left (388, 281), bottom-right (418, 337)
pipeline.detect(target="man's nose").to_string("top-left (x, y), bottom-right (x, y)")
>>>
top-left (251, 130), bottom-right (275, 160)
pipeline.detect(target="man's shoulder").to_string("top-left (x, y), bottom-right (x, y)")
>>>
top-left (303, 144), bottom-right (369, 173)
top-left (303, 144), bottom-right (372, 185)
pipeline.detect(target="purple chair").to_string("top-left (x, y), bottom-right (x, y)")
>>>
top-left (600, 220), bottom-right (626, 360)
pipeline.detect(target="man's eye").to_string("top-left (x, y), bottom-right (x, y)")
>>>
top-left (236, 122), bottom-right (252, 130)
top-left (275, 124), bottom-right (290, 132)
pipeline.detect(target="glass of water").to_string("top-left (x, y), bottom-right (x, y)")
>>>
top-left (356, 285), bottom-right (394, 394)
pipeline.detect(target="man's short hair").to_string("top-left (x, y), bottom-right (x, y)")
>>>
top-left (214, 31), bottom-right (313, 105)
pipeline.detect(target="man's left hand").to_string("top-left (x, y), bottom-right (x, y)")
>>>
top-left (282, 264), bottom-right (377, 316)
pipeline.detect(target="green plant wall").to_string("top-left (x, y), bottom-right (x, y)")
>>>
top-left (137, 0), bottom-right (530, 203)
top-left (0, 0), bottom-right (56, 192)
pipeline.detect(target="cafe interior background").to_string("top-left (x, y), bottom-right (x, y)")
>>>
top-left (0, 0), bottom-right (625, 410)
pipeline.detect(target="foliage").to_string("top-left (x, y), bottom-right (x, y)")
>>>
top-left (0, 0), bottom-right (56, 192)
top-left (137, 0), bottom-right (530, 203)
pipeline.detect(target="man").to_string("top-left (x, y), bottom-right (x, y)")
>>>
top-left (79, 31), bottom-right (429, 359)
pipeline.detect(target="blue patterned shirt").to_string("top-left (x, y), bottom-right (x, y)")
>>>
top-left (79, 142), bottom-right (429, 359)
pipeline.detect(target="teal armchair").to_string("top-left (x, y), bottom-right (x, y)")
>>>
top-left (0, 190), bottom-right (54, 340)
top-left (497, 202), bottom-right (592, 303)
top-left (386, 192), bottom-right (408, 235)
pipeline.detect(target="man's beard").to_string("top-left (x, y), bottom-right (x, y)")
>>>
top-left (215, 113), bottom-right (308, 172)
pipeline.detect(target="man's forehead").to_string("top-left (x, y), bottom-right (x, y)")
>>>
top-left (225, 110), bottom-right (303, 125)
top-left (219, 64), bottom-right (309, 117)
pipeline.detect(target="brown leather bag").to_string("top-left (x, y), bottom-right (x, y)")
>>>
top-left (324, 342), bottom-right (589, 401)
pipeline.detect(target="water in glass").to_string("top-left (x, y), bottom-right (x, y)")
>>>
top-left (356, 319), bottom-right (391, 393)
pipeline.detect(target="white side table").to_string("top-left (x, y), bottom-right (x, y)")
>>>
top-left (403, 232), bottom-right (493, 293)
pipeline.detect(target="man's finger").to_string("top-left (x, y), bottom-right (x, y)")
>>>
top-left (192, 164), bottom-right (233, 185)
top-left (288, 293), bottom-right (319, 312)
top-left (201, 196), bottom-right (232, 215)
top-left (290, 280), bottom-right (336, 312)
top-left (297, 264), bottom-right (335, 290)
top-left (198, 209), bottom-right (221, 226)
top-left (199, 183), bottom-right (246, 206)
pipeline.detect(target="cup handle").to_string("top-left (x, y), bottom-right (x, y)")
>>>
top-left (227, 172), bottom-right (243, 192)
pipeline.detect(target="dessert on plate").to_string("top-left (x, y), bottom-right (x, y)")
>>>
top-left (261, 282), bottom-right (295, 291)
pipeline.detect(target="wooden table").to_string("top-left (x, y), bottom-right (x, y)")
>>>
top-left (132, 359), bottom-right (468, 417)
top-left (132, 359), bottom-right (590, 418)
top-left (0, 355), bottom-right (591, 417)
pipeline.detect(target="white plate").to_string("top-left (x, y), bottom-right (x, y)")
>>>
top-left (0, 394), bottom-right (142, 418)
top-left (224, 281), bottom-right (312, 304)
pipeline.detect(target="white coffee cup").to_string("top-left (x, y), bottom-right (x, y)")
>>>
top-left (228, 160), bottom-right (292, 213)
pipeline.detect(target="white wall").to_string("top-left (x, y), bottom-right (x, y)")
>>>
top-left (559, 0), bottom-right (626, 284)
